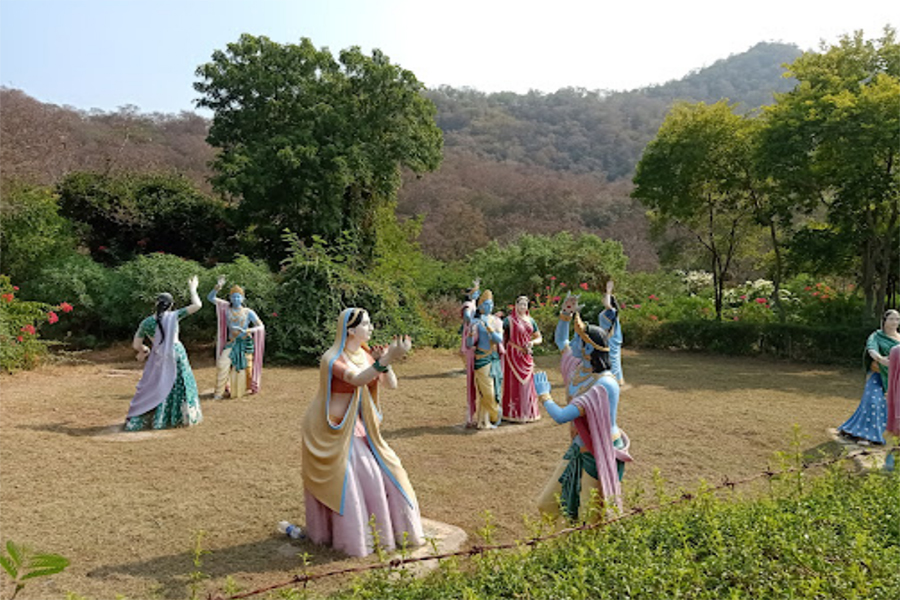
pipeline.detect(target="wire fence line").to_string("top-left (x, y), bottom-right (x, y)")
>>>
top-left (210, 446), bottom-right (896, 600)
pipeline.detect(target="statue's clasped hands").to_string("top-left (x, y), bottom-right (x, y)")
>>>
top-left (560, 292), bottom-right (582, 316)
top-left (372, 335), bottom-right (412, 366)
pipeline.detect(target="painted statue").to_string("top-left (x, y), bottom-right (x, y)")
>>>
top-left (598, 279), bottom-right (624, 385)
top-left (460, 279), bottom-right (481, 426)
top-left (301, 308), bottom-right (423, 557)
top-left (466, 289), bottom-right (504, 429)
top-left (535, 293), bottom-right (632, 521)
top-left (208, 276), bottom-right (265, 399)
top-left (502, 295), bottom-right (542, 423)
top-left (839, 309), bottom-right (900, 444)
top-left (125, 276), bottom-right (203, 431)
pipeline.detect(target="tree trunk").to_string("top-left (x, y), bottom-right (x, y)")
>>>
top-left (767, 219), bottom-right (785, 322)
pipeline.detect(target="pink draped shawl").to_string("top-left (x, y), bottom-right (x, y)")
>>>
top-left (560, 347), bottom-right (633, 510)
top-left (888, 345), bottom-right (900, 437)
top-left (460, 300), bottom-right (477, 425)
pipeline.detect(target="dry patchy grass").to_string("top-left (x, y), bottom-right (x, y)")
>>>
top-left (0, 346), bottom-right (863, 599)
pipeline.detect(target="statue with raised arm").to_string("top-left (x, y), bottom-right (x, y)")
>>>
top-left (502, 295), bottom-right (542, 423)
top-left (599, 279), bottom-right (624, 385)
top-left (301, 308), bottom-right (423, 557)
top-left (208, 275), bottom-right (265, 399)
top-left (534, 293), bottom-right (632, 520)
top-left (125, 276), bottom-right (203, 431)
top-left (466, 289), bottom-right (504, 429)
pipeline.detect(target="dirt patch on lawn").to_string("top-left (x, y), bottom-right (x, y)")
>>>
top-left (0, 346), bottom-right (863, 599)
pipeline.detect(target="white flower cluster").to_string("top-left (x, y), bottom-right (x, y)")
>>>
top-left (677, 270), bottom-right (714, 294)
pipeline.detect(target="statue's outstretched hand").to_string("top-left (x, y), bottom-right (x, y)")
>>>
top-left (560, 292), bottom-right (581, 315)
top-left (188, 275), bottom-right (199, 292)
top-left (534, 371), bottom-right (551, 397)
top-left (606, 279), bottom-right (615, 295)
top-left (384, 335), bottom-right (412, 364)
top-left (217, 275), bottom-right (227, 288)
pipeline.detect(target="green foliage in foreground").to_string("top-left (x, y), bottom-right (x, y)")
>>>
top-left (322, 465), bottom-right (899, 600)
top-left (0, 540), bottom-right (70, 600)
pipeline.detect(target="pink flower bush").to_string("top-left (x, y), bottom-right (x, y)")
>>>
top-left (21, 324), bottom-right (36, 335)
top-left (47, 311), bottom-right (59, 324)
top-left (648, 294), bottom-right (659, 301)
top-left (58, 302), bottom-right (74, 313)
top-left (579, 282), bottom-right (589, 291)
top-left (755, 297), bottom-right (767, 304)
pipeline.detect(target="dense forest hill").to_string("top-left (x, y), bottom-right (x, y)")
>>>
top-left (1, 42), bottom-right (801, 269)
top-left (423, 42), bottom-right (801, 181)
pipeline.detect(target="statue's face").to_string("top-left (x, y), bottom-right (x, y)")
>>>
top-left (230, 293), bottom-right (244, 308)
top-left (480, 299), bottom-right (494, 315)
top-left (516, 297), bottom-right (529, 316)
top-left (885, 310), bottom-right (900, 331)
top-left (348, 311), bottom-right (373, 343)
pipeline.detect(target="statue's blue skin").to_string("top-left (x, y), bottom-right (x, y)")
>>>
top-left (466, 298), bottom-right (502, 352)
top-left (462, 289), bottom-right (481, 325)
top-left (207, 289), bottom-right (260, 338)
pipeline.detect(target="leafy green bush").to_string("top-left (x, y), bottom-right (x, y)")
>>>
top-left (625, 320), bottom-right (871, 365)
top-left (0, 183), bottom-right (77, 283)
top-left (327, 466), bottom-right (900, 599)
top-left (0, 275), bottom-right (73, 372)
top-left (102, 253), bottom-right (214, 341)
top-left (23, 253), bottom-right (111, 345)
top-left (467, 232), bottom-right (627, 306)
top-left (56, 171), bottom-right (234, 266)
top-left (270, 233), bottom-right (440, 364)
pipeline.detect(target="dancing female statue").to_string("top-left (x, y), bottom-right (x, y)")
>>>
top-left (535, 294), bottom-right (632, 520)
top-left (208, 276), bottom-right (265, 399)
top-left (502, 295), bottom-right (542, 423)
top-left (301, 308), bottom-right (423, 557)
top-left (839, 309), bottom-right (900, 444)
top-left (598, 279), bottom-right (624, 385)
top-left (125, 276), bottom-right (203, 431)
top-left (466, 290), bottom-right (504, 429)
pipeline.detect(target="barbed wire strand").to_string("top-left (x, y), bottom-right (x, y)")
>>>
top-left (210, 446), bottom-right (896, 600)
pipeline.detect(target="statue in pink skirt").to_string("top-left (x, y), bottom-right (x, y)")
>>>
top-left (502, 296), bottom-right (542, 422)
top-left (301, 308), bottom-right (423, 557)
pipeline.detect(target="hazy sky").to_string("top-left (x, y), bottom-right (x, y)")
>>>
top-left (1, 0), bottom-right (896, 114)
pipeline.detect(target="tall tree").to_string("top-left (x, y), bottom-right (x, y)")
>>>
top-left (194, 35), bottom-right (443, 264)
top-left (759, 27), bottom-right (899, 320)
top-left (633, 101), bottom-right (757, 319)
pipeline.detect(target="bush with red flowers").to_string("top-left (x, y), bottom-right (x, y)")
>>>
top-left (0, 275), bottom-right (73, 372)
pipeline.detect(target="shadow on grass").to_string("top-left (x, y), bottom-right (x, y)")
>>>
top-left (87, 536), bottom-right (348, 600)
top-left (19, 421), bottom-right (127, 438)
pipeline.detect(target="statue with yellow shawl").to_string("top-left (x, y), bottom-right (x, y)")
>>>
top-left (301, 308), bottom-right (423, 557)
top-left (208, 276), bottom-right (265, 399)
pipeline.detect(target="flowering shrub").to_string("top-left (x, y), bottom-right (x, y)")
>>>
top-left (0, 275), bottom-right (72, 372)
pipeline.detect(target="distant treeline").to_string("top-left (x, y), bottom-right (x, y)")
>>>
top-left (0, 41), bottom-right (800, 268)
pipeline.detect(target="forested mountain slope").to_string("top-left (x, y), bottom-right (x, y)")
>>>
top-left (1, 42), bottom-right (800, 268)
